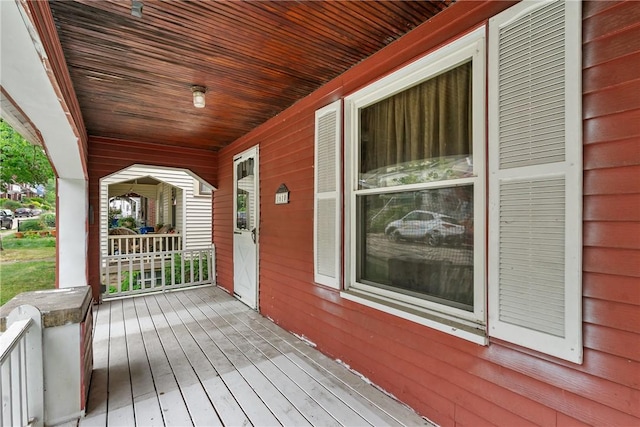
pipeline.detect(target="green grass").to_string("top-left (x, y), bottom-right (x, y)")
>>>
top-left (1, 235), bottom-right (56, 249)
top-left (0, 247), bottom-right (55, 262)
top-left (0, 261), bottom-right (56, 306)
top-left (0, 235), bottom-right (56, 306)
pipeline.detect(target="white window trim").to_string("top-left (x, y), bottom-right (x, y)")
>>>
top-left (342, 27), bottom-right (487, 342)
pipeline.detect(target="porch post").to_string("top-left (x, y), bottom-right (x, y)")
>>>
top-left (57, 178), bottom-right (88, 287)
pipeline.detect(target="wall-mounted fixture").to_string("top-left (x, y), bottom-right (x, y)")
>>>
top-left (275, 183), bottom-right (289, 205)
top-left (191, 85), bottom-right (206, 108)
top-left (131, 0), bottom-right (143, 18)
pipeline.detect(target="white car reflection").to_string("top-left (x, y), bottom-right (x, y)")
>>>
top-left (384, 210), bottom-right (465, 246)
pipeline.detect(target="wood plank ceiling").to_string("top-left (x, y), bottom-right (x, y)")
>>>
top-left (48, 0), bottom-right (453, 151)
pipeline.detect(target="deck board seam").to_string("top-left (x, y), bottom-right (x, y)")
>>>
top-left (192, 288), bottom-right (392, 426)
top-left (166, 291), bottom-right (284, 426)
top-left (181, 289), bottom-right (351, 427)
top-left (197, 287), bottom-right (419, 426)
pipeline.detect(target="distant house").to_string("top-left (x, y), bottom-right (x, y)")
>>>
top-left (0, 183), bottom-right (42, 201)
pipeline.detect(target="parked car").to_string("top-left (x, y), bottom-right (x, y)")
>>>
top-left (385, 210), bottom-right (465, 246)
top-left (31, 208), bottom-right (43, 216)
top-left (0, 209), bottom-right (14, 229)
top-left (14, 207), bottom-right (33, 217)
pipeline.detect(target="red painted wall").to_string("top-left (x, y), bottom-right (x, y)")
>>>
top-left (87, 136), bottom-right (218, 300)
top-left (214, 1), bottom-right (640, 425)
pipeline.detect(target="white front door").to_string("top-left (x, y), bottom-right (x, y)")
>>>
top-left (233, 146), bottom-right (259, 309)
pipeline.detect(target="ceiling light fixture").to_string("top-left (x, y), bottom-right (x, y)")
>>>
top-left (191, 85), bottom-right (206, 108)
top-left (131, 0), bottom-right (143, 18)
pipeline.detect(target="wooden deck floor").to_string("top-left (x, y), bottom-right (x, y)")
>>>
top-left (80, 286), bottom-right (432, 427)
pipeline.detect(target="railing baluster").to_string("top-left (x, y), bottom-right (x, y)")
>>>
top-left (160, 252), bottom-right (166, 291)
top-left (6, 357), bottom-right (12, 426)
top-left (117, 258), bottom-right (122, 294)
top-left (150, 255), bottom-right (156, 291)
top-left (1, 306), bottom-right (43, 427)
top-left (181, 251), bottom-right (186, 286)
top-left (127, 258), bottom-right (133, 294)
top-left (0, 369), bottom-right (4, 427)
top-left (19, 339), bottom-right (27, 426)
top-left (139, 253), bottom-right (144, 291)
top-left (12, 349), bottom-right (20, 426)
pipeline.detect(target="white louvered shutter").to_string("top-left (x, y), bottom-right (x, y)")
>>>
top-left (488, 0), bottom-right (582, 363)
top-left (314, 100), bottom-right (341, 288)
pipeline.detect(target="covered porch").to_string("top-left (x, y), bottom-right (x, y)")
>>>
top-left (83, 286), bottom-right (430, 427)
top-left (3, 1), bottom-right (639, 425)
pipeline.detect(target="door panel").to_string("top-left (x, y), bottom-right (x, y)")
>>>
top-left (233, 146), bottom-right (258, 309)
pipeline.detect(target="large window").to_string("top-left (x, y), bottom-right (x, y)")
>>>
top-left (344, 29), bottom-right (486, 339)
top-left (317, 1), bottom-right (582, 360)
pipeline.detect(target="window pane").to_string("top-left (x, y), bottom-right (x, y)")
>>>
top-left (357, 186), bottom-right (474, 311)
top-left (199, 182), bottom-right (212, 195)
top-left (236, 158), bottom-right (254, 230)
top-left (359, 61), bottom-right (472, 189)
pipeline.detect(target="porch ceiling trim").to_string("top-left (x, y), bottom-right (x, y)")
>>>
top-left (24, 0), bottom-right (88, 155)
top-left (0, 0), bottom-right (86, 180)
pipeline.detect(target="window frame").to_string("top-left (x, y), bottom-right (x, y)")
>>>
top-left (194, 179), bottom-right (212, 197)
top-left (342, 28), bottom-right (487, 343)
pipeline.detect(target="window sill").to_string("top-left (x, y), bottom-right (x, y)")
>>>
top-left (340, 288), bottom-right (487, 346)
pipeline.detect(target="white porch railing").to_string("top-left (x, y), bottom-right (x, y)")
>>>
top-left (0, 305), bottom-right (43, 427)
top-left (102, 246), bottom-right (215, 299)
top-left (107, 233), bottom-right (182, 255)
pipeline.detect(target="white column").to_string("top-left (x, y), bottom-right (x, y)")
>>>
top-left (57, 178), bottom-right (88, 287)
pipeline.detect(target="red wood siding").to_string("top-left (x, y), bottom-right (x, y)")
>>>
top-left (213, 1), bottom-right (640, 425)
top-left (87, 136), bottom-right (218, 300)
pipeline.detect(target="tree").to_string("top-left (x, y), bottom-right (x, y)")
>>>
top-left (0, 119), bottom-right (54, 192)
top-left (44, 178), bottom-right (56, 206)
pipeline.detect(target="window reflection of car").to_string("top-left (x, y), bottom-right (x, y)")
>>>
top-left (237, 211), bottom-right (247, 229)
top-left (384, 210), bottom-right (465, 246)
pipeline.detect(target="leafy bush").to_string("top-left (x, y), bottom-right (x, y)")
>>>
top-left (1, 199), bottom-right (21, 210)
top-left (118, 216), bottom-right (137, 230)
top-left (107, 253), bottom-right (211, 295)
top-left (109, 271), bottom-right (143, 294)
top-left (41, 213), bottom-right (56, 228)
top-left (166, 254), bottom-right (209, 285)
top-left (19, 219), bottom-right (46, 231)
top-left (24, 197), bottom-right (45, 205)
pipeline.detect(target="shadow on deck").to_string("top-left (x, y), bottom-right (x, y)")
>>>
top-left (81, 285), bottom-right (433, 427)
